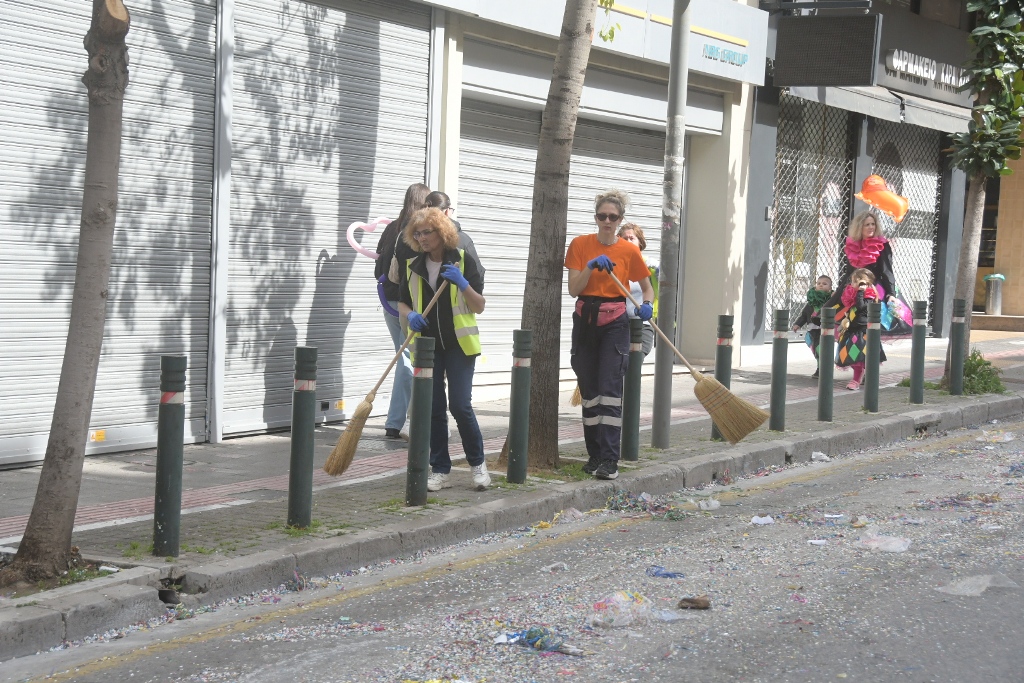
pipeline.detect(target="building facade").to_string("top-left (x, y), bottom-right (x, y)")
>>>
top-left (0, 0), bottom-right (769, 466)
top-left (740, 0), bottom-right (975, 362)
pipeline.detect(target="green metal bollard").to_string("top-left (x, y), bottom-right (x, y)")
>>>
top-left (711, 315), bottom-right (734, 441)
top-left (817, 307), bottom-right (835, 422)
top-left (769, 309), bottom-right (789, 432)
top-left (153, 355), bottom-right (187, 557)
top-left (506, 330), bottom-right (532, 484)
top-left (406, 336), bottom-right (435, 506)
top-left (949, 298), bottom-right (966, 396)
top-left (909, 301), bottom-right (928, 404)
top-left (864, 303), bottom-right (881, 413)
top-left (620, 319), bottom-right (645, 462)
top-left (287, 346), bottom-right (318, 529)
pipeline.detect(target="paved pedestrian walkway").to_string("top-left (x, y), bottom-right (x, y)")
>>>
top-left (1, 333), bottom-right (1022, 569)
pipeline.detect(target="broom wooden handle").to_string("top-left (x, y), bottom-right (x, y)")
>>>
top-left (606, 270), bottom-right (703, 380)
top-left (368, 282), bottom-right (450, 397)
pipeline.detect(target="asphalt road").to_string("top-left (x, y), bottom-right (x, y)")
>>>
top-left (7, 419), bottom-right (1024, 683)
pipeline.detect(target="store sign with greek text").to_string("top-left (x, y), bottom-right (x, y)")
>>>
top-left (874, 6), bottom-right (972, 107)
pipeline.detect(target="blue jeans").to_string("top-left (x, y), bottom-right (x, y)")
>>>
top-left (430, 348), bottom-right (485, 474)
top-left (383, 305), bottom-right (413, 432)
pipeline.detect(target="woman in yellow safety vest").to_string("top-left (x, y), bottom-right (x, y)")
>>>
top-left (398, 207), bottom-right (489, 493)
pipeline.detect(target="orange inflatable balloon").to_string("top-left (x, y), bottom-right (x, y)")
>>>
top-left (855, 174), bottom-right (909, 222)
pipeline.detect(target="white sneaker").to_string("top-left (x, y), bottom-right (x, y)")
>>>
top-left (426, 472), bottom-right (450, 492)
top-left (471, 462), bottom-right (491, 490)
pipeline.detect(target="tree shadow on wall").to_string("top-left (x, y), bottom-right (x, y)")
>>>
top-left (227, 0), bottom-right (380, 430)
top-left (10, 0), bottom-right (218, 440)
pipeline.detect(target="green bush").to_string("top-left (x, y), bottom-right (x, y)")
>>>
top-left (962, 348), bottom-right (1006, 395)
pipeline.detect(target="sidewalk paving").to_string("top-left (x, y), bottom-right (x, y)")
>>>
top-left (1, 333), bottom-right (1021, 555)
top-left (1, 334), bottom-right (1023, 659)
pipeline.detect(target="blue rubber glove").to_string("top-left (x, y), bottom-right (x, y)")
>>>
top-left (635, 302), bottom-right (654, 321)
top-left (407, 312), bottom-right (429, 332)
top-left (587, 255), bottom-right (614, 272)
top-left (441, 264), bottom-right (469, 291)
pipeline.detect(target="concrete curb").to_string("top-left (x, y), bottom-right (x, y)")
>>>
top-left (2, 393), bottom-right (1022, 661)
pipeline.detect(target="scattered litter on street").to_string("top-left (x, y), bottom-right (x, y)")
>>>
top-left (646, 565), bottom-right (685, 579)
top-left (590, 591), bottom-right (653, 628)
top-left (695, 497), bottom-right (721, 511)
top-left (606, 491), bottom-right (689, 521)
top-left (541, 562), bottom-right (569, 573)
top-left (812, 452), bottom-right (831, 462)
top-left (497, 626), bottom-right (591, 656)
top-left (808, 540), bottom-right (829, 546)
top-left (553, 508), bottom-right (585, 524)
top-left (977, 430), bottom-right (1016, 443)
top-left (677, 595), bottom-right (711, 610)
top-left (751, 515), bottom-right (775, 525)
top-left (858, 532), bottom-right (911, 553)
top-left (936, 573), bottom-right (1019, 596)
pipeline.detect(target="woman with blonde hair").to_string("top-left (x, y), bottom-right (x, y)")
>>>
top-left (565, 190), bottom-right (654, 480)
top-left (398, 208), bottom-right (489, 492)
top-left (840, 209), bottom-right (911, 334)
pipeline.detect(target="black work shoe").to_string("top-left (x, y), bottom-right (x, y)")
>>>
top-left (811, 369), bottom-right (820, 379)
top-left (384, 428), bottom-right (401, 439)
top-left (582, 459), bottom-right (600, 475)
top-left (594, 461), bottom-right (619, 480)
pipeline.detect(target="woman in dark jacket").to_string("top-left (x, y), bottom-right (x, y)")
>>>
top-left (398, 208), bottom-right (488, 492)
top-left (374, 183), bottom-right (430, 438)
top-left (838, 210), bottom-right (912, 335)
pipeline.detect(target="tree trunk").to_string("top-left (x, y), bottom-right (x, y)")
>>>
top-left (520, 0), bottom-right (598, 470)
top-left (0, 0), bottom-right (130, 586)
top-left (943, 172), bottom-right (985, 383)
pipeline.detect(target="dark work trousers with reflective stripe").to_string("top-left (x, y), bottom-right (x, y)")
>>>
top-left (571, 312), bottom-right (629, 465)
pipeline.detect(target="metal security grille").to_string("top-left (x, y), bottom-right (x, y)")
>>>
top-left (870, 120), bottom-right (943, 318)
top-left (767, 93), bottom-right (855, 335)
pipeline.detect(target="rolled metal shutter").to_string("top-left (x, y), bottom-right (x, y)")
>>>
top-left (567, 118), bottom-right (666, 366)
top-left (0, 1), bottom-right (216, 466)
top-left (224, 0), bottom-right (430, 434)
top-left (456, 101), bottom-right (542, 387)
top-left (458, 100), bottom-right (667, 386)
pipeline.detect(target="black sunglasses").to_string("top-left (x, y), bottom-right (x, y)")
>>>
top-left (595, 212), bottom-right (622, 222)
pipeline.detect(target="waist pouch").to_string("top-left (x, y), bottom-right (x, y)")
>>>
top-left (576, 297), bottom-right (626, 327)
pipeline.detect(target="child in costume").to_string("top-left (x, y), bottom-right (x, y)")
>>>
top-left (825, 268), bottom-right (886, 391)
top-left (791, 275), bottom-right (833, 379)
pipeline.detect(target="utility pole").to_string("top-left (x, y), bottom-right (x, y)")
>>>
top-left (652, 0), bottom-right (690, 449)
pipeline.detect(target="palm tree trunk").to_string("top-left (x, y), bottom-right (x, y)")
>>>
top-left (520, 0), bottom-right (598, 470)
top-left (1, 0), bottom-right (130, 585)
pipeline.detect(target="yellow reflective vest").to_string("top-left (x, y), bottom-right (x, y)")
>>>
top-left (406, 249), bottom-right (481, 359)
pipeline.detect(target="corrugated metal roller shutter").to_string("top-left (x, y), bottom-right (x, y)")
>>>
top-left (565, 118), bottom-right (666, 367)
top-left (458, 100), bottom-right (667, 387)
top-left (0, 1), bottom-right (215, 466)
top-left (225, 0), bottom-right (430, 434)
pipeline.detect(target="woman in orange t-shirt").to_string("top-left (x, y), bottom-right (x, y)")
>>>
top-left (564, 190), bottom-right (654, 480)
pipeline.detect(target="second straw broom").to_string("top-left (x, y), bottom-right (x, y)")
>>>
top-left (607, 271), bottom-right (768, 444)
top-left (324, 283), bottom-right (449, 476)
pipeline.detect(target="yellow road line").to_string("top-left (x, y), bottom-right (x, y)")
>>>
top-left (31, 519), bottom-right (629, 683)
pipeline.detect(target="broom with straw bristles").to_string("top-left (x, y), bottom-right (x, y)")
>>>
top-left (570, 385), bottom-right (582, 406)
top-left (324, 283), bottom-right (450, 476)
top-left (607, 271), bottom-right (768, 444)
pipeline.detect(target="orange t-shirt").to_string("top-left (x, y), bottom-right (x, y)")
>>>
top-left (564, 233), bottom-right (650, 299)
